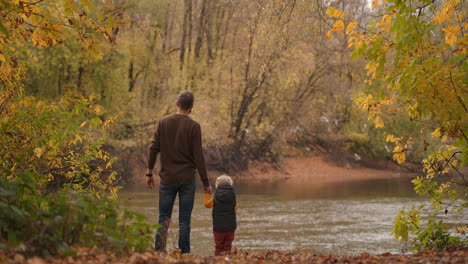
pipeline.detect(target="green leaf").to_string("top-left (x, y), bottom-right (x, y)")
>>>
top-left (0, 22), bottom-right (9, 37)
top-left (351, 44), bottom-right (367, 60)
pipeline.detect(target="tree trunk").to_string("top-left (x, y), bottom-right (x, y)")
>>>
top-left (57, 65), bottom-right (63, 96)
top-left (195, 0), bottom-right (208, 59)
top-left (128, 59), bottom-right (135, 92)
top-left (180, 0), bottom-right (192, 70)
top-left (77, 65), bottom-right (84, 93)
top-left (205, 0), bottom-right (215, 63)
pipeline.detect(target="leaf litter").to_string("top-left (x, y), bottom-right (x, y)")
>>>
top-left (1, 248), bottom-right (467, 264)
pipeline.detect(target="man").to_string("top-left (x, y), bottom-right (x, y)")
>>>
top-left (146, 91), bottom-right (212, 254)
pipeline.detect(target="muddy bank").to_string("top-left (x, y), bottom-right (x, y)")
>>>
top-left (127, 154), bottom-right (417, 187)
top-left (231, 155), bottom-right (416, 183)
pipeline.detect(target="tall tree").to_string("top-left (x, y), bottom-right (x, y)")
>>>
top-left (327, 0), bottom-right (467, 250)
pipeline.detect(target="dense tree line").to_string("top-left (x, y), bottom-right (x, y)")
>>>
top-left (20, 0), bottom-right (418, 175)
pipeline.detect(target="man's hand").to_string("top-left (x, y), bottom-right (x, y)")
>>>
top-left (146, 176), bottom-right (155, 189)
top-left (204, 185), bottom-right (212, 194)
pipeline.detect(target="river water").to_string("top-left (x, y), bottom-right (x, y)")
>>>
top-left (118, 176), bottom-right (467, 256)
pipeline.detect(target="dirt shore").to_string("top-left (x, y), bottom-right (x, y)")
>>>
top-left (228, 155), bottom-right (416, 184)
top-left (131, 154), bottom-right (417, 186)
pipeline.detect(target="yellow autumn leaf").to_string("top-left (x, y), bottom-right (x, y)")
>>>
top-left (459, 43), bottom-right (467, 54)
top-left (431, 127), bottom-right (441, 138)
top-left (393, 152), bottom-right (406, 164)
top-left (331, 20), bottom-right (345, 33)
top-left (325, 32), bottom-right (332, 38)
top-left (325, 7), bottom-right (334, 17)
top-left (433, 12), bottom-right (449, 25)
top-left (365, 62), bottom-right (378, 78)
top-left (80, 121), bottom-right (87, 128)
top-left (380, 97), bottom-right (394, 105)
top-left (380, 14), bottom-right (393, 32)
top-left (36, 101), bottom-right (45, 108)
top-left (348, 36), bottom-right (358, 48)
top-left (441, 135), bottom-right (448, 142)
top-left (372, 0), bottom-right (379, 9)
top-left (441, 25), bottom-right (461, 46)
top-left (38, 40), bottom-right (48, 47)
top-left (393, 144), bottom-right (404, 153)
top-left (34, 148), bottom-right (44, 158)
top-left (93, 105), bottom-right (103, 115)
top-left (448, 144), bottom-right (458, 153)
top-left (374, 116), bottom-right (384, 128)
top-left (386, 134), bottom-right (403, 142)
top-left (31, 31), bottom-right (39, 46)
top-left (346, 21), bottom-right (357, 35)
top-left (325, 7), bottom-right (345, 19)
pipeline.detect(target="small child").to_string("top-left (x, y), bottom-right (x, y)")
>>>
top-left (204, 175), bottom-right (238, 256)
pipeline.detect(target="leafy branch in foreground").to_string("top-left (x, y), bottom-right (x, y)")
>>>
top-left (0, 95), bottom-right (119, 198)
top-left (0, 0), bottom-right (157, 257)
top-left (326, 0), bottom-right (467, 251)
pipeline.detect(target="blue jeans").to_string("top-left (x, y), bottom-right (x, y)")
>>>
top-left (155, 179), bottom-right (195, 254)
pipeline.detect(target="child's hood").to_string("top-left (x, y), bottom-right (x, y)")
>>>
top-left (215, 184), bottom-right (236, 203)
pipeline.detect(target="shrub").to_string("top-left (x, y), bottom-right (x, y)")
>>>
top-left (392, 206), bottom-right (465, 252)
top-left (0, 175), bottom-right (158, 257)
top-left (0, 96), bottom-right (119, 197)
top-left (0, 96), bottom-right (158, 257)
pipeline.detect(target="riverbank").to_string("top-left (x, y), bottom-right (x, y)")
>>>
top-left (224, 154), bottom-right (417, 184)
top-left (130, 154), bottom-right (417, 186)
top-left (3, 248), bottom-right (467, 264)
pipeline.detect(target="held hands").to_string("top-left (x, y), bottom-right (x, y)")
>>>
top-left (204, 185), bottom-right (212, 195)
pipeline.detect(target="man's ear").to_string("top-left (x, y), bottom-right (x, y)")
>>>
top-left (175, 100), bottom-right (180, 108)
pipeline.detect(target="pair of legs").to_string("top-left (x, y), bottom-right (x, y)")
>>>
top-left (213, 231), bottom-right (235, 256)
top-left (155, 179), bottom-right (195, 254)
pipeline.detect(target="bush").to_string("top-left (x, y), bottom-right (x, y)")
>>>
top-left (0, 95), bottom-right (158, 257)
top-left (340, 106), bottom-right (442, 163)
top-left (0, 175), bottom-right (158, 257)
top-left (392, 206), bottom-right (465, 252)
top-left (412, 219), bottom-right (461, 251)
top-left (0, 96), bottom-right (119, 198)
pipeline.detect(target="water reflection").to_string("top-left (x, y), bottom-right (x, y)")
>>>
top-left (118, 176), bottom-right (467, 256)
top-left (232, 177), bottom-right (418, 199)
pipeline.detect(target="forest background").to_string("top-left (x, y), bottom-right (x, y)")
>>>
top-left (14, 0), bottom-right (443, 176)
top-left (0, 0), bottom-right (466, 259)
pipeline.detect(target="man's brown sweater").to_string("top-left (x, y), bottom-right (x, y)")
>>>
top-left (147, 114), bottom-right (209, 187)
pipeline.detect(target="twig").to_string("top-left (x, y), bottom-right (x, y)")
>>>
top-left (369, 109), bottom-right (439, 127)
top-left (24, 0), bottom-right (47, 6)
top-left (49, 164), bottom-right (75, 173)
top-left (444, 151), bottom-right (467, 185)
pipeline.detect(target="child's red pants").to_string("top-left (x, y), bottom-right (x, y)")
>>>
top-left (213, 231), bottom-right (235, 256)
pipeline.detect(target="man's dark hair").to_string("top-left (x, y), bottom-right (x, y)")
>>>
top-left (177, 91), bottom-right (194, 110)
